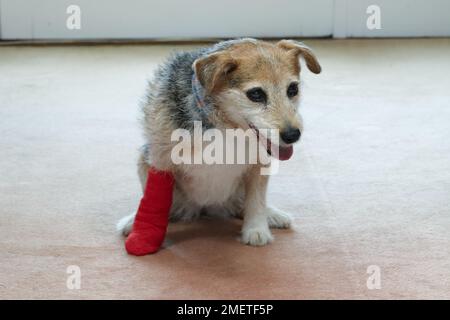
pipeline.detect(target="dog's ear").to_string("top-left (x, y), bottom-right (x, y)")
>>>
top-left (277, 40), bottom-right (321, 74)
top-left (193, 52), bottom-right (238, 93)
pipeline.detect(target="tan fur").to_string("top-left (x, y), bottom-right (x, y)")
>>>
top-left (195, 40), bottom-right (322, 137)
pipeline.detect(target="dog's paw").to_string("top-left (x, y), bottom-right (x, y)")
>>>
top-left (116, 213), bottom-right (135, 236)
top-left (241, 226), bottom-right (273, 246)
top-left (266, 206), bottom-right (292, 229)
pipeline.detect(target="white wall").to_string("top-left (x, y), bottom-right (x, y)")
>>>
top-left (0, 0), bottom-right (333, 40)
top-left (0, 0), bottom-right (449, 40)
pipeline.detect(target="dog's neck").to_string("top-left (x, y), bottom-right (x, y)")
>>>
top-left (191, 73), bottom-right (239, 130)
top-left (191, 73), bottom-right (208, 109)
top-left (192, 73), bottom-right (219, 128)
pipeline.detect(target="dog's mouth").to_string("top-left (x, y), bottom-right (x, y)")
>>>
top-left (248, 123), bottom-right (294, 161)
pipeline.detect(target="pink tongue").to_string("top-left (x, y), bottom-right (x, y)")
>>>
top-left (273, 145), bottom-right (294, 161)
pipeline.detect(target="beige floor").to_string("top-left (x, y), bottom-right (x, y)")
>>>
top-left (1, 39), bottom-right (450, 299)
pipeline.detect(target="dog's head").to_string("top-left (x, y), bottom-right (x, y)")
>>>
top-left (193, 39), bottom-right (321, 160)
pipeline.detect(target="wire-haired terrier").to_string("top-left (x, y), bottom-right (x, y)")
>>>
top-left (118, 38), bottom-right (321, 246)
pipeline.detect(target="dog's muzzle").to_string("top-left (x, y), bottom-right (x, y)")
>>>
top-left (248, 123), bottom-right (294, 161)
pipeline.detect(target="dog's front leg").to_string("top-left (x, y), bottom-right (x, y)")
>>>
top-left (241, 166), bottom-right (273, 246)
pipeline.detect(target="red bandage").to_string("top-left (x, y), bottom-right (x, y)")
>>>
top-left (125, 168), bottom-right (174, 256)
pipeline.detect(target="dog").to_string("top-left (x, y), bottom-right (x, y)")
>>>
top-left (117, 38), bottom-right (321, 246)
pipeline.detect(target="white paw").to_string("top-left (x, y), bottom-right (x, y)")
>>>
top-left (241, 226), bottom-right (273, 246)
top-left (116, 213), bottom-right (135, 236)
top-left (266, 206), bottom-right (292, 229)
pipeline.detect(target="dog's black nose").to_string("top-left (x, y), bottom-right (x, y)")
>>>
top-left (280, 128), bottom-right (301, 144)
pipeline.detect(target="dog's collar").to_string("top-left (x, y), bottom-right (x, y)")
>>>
top-left (192, 73), bottom-right (208, 110)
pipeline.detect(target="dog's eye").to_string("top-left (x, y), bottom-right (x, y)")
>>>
top-left (246, 88), bottom-right (267, 104)
top-left (287, 82), bottom-right (299, 98)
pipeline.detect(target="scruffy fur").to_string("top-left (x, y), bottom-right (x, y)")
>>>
top-left (117, 38), bottom-right (321, 246)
